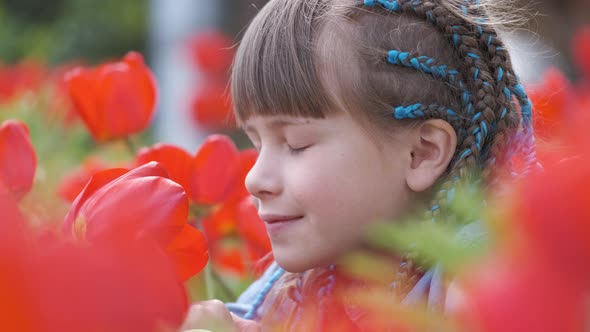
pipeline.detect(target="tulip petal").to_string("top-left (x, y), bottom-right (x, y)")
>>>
top-left (33, 236), bottom-right (188, 332)
top-left (136, 143), bottom-right (193, 194)
top-left (0, 120), bottom-right (37, 201)
top-left (64, 162), bottom-right (188, 247)
top-left (190, 135), bottom-right (239, 205)
top-left (167, 224), bottom-right (209, 281)
top-left (237, 197), bottom-right (271, 254)
top-left (226, 148), bottom-right (257, 204)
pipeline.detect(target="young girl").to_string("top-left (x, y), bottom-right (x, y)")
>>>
top-left (181, 0), bottom-right (537, 330)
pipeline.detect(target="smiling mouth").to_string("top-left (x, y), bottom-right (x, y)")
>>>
top-left (259, 214), bottom-right (303, 224)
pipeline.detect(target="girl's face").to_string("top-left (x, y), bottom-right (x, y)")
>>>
top-left (243, 112), bottom-right (413, 272)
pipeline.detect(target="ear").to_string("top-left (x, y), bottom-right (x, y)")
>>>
top-left (406, 119), bottom-right (457, 192)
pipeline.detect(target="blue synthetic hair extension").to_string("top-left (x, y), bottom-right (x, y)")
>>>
top-left (387, 51), bottom-right (471, 111)
top-left (393, 103), bottom-right (459, 121)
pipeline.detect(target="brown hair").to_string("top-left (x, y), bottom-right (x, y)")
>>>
top-left (231, 0), bottom-right (529, 217)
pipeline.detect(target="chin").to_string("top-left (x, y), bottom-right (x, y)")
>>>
top-left (273, 247), bottom-right (334, 273)
top-left (274, 255), bottom-right (312, 273)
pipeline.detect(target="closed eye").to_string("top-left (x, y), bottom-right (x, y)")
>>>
top-left (287, 144), bottom-right (310, 155)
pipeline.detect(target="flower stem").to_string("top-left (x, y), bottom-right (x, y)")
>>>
top-left (124, 137), bottom-right (137, 156)
top-left (211, 268), bottom-right (236, 300)
top-left (204, 262), bottom-right (215, 300)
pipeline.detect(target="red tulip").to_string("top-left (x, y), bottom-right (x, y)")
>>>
top-left (237, 197), bottom-right (271, 255)
top-left (527, 68), bottom-right (573, 139)
top-left (202, 203), bottom-right (239, 243)
top-left (516, 149), bottom-right (590, 287)
top-left (0, 120), bottom-right (36, 201)
top-left (190, 82), bottom-right (235, 130)
top-left (58, 157), bottom-right (107, 203)
top-left (33, 235), bottom-right (188, 332)
top-left (0, 60), bottom-right (46, 103)
top-left (0, 176), bottom-right (189, 332)
top-left (63, 162), bottom-right (187, 245)
top-left (572, 25), bottom-right (590, 80)
top-left (66, 51), bottom-right (157, 141)
top-left (226, 148), bottom-right (257, 204)
top-left (210, 240), bottom-right (247, 276)
top-left (167, 223), bottom-right (209, 281)
top-left (63, 162), bottom-right (208, 280)
top-left (136, 143), bottom-right (194, 193)
top-left (190, 135), bottom-right (239, 205)
top-left (459, 255), bottom-right (585, 332)
top-left (187, 31), bottom-right (235, 75)
top-left (0, 186), bottom-right (36, 331)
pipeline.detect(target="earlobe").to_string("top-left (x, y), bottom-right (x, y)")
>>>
top-left (406, 120), bottom-right (457, 192)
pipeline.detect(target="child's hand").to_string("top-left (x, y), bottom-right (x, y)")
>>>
top-left (179, 300), bottom-right (261, 332)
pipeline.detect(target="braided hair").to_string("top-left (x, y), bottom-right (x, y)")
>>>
top-left (354, 0), bottom-right (539, 222)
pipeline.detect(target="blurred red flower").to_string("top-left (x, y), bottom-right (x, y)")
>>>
top-left (0, 60), bottom-right (46, 104)
top-left (527, 68), bottom-right (573, 140)
top-left (226, 148), bottom-right (257, 204)
top-left (516, 150), bottom-right (590, 287)
top-left (0, 120), bottom-right (37, 201)
top-left (458, 255), bottom-right (586, 332)
top-left (190, 135), bottom-right (240, 205)
top-left (63, 162), bottom-right (208, 281)
top-left (0, 183), bottom-right (189, 332)
top-left (65, 51), bottom-right (157, 141)
top-left (190, 82), bottom-right (235, 130)
top-left (187, 31), bottom-right (235, 76)
top-left (33, 235), bottom-right (189, 332)
top-left (202, 203), bottom-right (239, 243)
top-left (237, 197), bottom-right (272, 256)
top-left (58, 157), bottom-right (107, 203)
top-left (572, 25), bottom-right (590, 81)
top-left (210, 240), bottom-right (248, 276)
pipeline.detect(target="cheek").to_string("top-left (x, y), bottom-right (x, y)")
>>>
top-left (289, 149), bottom-right (379, 214)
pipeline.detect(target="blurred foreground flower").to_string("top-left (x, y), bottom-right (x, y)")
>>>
top-left (455, 107), bottom-right (590, 332)
top-left (573, 25), bottom-right (590, 80)
top-left (65, 51), bottom-right (157, 141)
top-left (0, 120), bottom-right (36, 201)
top-left (0, 183), bottom-right (189, 332)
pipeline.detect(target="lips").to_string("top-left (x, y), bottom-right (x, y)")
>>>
top-left (258, 214), bottom-right (303, 224)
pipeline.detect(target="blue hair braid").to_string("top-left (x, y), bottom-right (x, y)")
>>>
top-left (393, 103), bottom-right (461, 122)
top-left (362, 0), bottom-right (511, 228)
top-left (243, 267), bottom-right (285, 320)
top-left (387, 50), bottom-right (472, 112)
top-left (366, 0), bottom-right (498, 162)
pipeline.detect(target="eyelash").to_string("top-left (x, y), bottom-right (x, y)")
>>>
top-left (287, 145), bottom-right (309, 155)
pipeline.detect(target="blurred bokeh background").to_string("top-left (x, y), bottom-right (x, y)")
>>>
top-left (0, 0), bottom-right (588, 149)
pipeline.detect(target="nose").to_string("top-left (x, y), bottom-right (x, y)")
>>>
top-left (245, 149), bottom-right (282, 200)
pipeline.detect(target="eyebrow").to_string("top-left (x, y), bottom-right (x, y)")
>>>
top-left (242, 118), bottom-right (311, 133)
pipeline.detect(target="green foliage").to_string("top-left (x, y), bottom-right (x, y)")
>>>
top-left (0, 0), bottom-right (147, 64)
top-left (367, 181), bottom-right (490, 272)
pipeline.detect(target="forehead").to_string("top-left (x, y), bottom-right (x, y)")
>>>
top-left (241, 115), bottom-right (319, 132)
